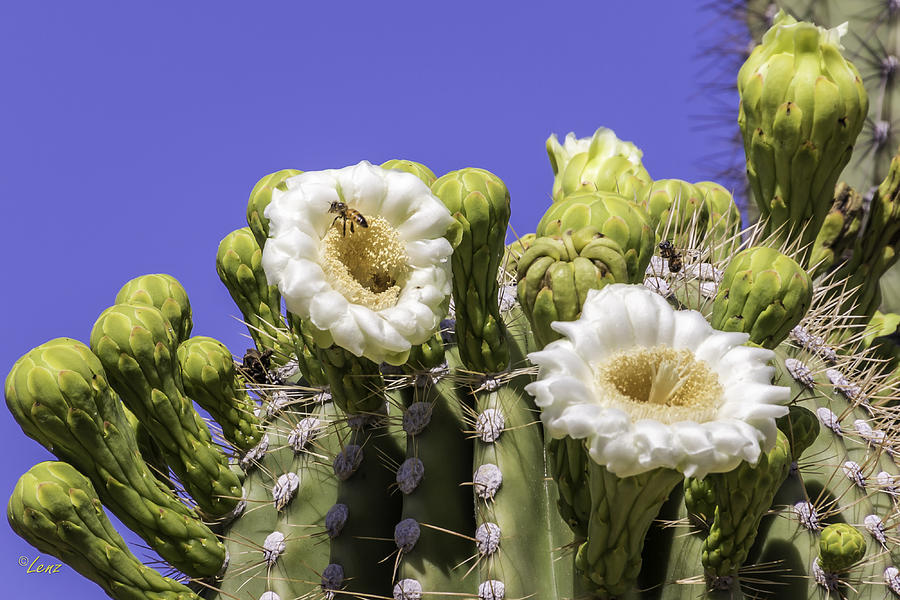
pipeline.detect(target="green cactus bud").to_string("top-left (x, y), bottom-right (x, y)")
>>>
top-left (536, 190), bottom-right (656, 282)
top-left (548, 437), bottom-right (591, 538)
top-left (120, 404), bottom-right (172, 488)
top-left (547, 128), bottom-right (651, 203)
top-left (380, 159), bottom-right (437, 186)
top-left (177, 335), bottom-right (262, 452)
top-left (776, 405), bottom-right (820, 461)
top-left (819, 523), bottom-right (867, 573)
top-left (115, 273), bottom-right (193, 344)
top-left (638, 179), bottom-right (709, 238)
top-left (694, 181), bottom-right (742, 261)
top-left (90, 303), bottom-right (242, 518)
top-left (5, 338), bottom-right (225, 577)
top-left (738, 11), bottom-right (868, 256)
top-left (809, 183), bottom-right (864, 276)
top-left (699, 430), bottom-right (792, 579)
top-left (8, 461), bottom-right (201, 600)
top-left (285, 311), bottom-right (328, 386)
top-left (712, 246), bottom-right (813, 348)
top-left (683, 476), bottom-right (716, 528)
top-left (503, 233), bottom-right (536, 276)
top-left (516, 228), bottom-right (629, 347)
top-left (405, 331), bottom-right (445, 371)
top-left (247, 168), bottom-right (302, 250)
top-left (216, 226), bottom-right (299, 368)
top-left (432, 168), bottom-right (511, 373)
top-left (835, 149), bottom-right (900, 319)
top-left (859, 311), bottom-right (900, 370)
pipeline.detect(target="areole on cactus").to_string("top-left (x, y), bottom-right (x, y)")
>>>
top-left (9, 11), bottom-right (900, 600)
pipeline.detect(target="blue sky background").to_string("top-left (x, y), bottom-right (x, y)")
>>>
top-left (0, 2), bottom-right (744, 597)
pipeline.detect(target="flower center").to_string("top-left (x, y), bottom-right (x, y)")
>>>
top-left (593, 346), bottom-right (723, 424)
top-left (320, 216), bottom-right (410, 310)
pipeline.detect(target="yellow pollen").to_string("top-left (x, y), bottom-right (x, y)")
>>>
top-left (320, 216), bottom-right (409, 310)
top-left (594, 346), bottom-right (723, 424)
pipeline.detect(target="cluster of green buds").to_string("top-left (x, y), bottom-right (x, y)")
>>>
top-left (9, 10), bottom-right (900, 600)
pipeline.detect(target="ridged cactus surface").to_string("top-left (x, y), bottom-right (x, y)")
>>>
top-left (11, 13), bottom-right (900, 600)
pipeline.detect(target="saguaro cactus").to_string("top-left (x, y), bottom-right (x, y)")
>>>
top-left (10, 13), bottom-right (900, 600)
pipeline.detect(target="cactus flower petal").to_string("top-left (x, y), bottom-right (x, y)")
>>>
top-left (525, 284), bottom-right (790, 478)
top-left (261, 161), bottom-right (454, 365)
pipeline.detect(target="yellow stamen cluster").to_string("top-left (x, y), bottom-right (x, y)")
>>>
top-left (320, 216), bottom-right (409, 310)
top-left (594, 346), bottom-right (723, 423)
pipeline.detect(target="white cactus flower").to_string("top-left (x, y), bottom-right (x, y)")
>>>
top-left (525, 284), bottom-right (790, 478)
top-left (261, 161), bottom-right (454, 365)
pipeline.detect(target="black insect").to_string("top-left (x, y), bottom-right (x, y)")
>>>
top-left (659, 240), bottom-right (683, 273)
top-left (241, 348), bottom-right (273, 385)
top-left (328, 201), bottom-right (368, 236)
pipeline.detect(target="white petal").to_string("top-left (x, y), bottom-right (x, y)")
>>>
top-left (693, 330), bottom-right (750, 364)
top-left (670, 310), bottom-right (714, 351)
top-left (338, 162), bottom-right (386, 215)
top-left (396, 203), bottom-right (456, 241)
top-left (380, 304), bottom-right (418, 337)
top-left (378, 173), bottom-right (423, 219)
top-left (623, 286), bottom-right (674, 347)
top-left (528, 343), bottom-right (594, 382)
top-left (329, 312), bottom-right (367, 357)
top-left (308, 289), bottom-right (350, 330)
top-left (349, 305), bottom-right (410, 353)
top-left (406, 238), bottom-right (453, 268)
top-left (571, 287), bottom-right (637, 358)
top-left (280, 260), bottom-right (327, 314)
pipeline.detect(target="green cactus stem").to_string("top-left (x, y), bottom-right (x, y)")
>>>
top-left (246, 169), bottom-right (303, 251)
top-left (393, 348), bottom-right (475, 596)
top-left (809, 182), bottom-right (864, 276)
top-left (216, 227), bottom-right (300, 369)
top-left (576, 464), bottom-right (684, 598)
top-left (176, 335), bottom-right (262, 453)
top-left (696, 431), bottom-right (792, 587)
top-left (326, 417), bottom-right (405, 598)
top-left (116, 274), bottom-right (194, 344)
top-left (121, 404), bottom-right (172, 489)
top-left (213, 394), bottom-right (342, 600)
top-left (469, 306), bottom-right (574, 600)
top-left (830, 149), bottom-right (900, 319)
top-left (8, 461), bottom-right (202, 600)
top-left (316, 345), bottom-right (386, 414)
top-left (4, 338), bottom-right (225, 577)
top-left (432, 168), bottom-right (511, 374)
top-left (90, 303), bottom-right (242, 518)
